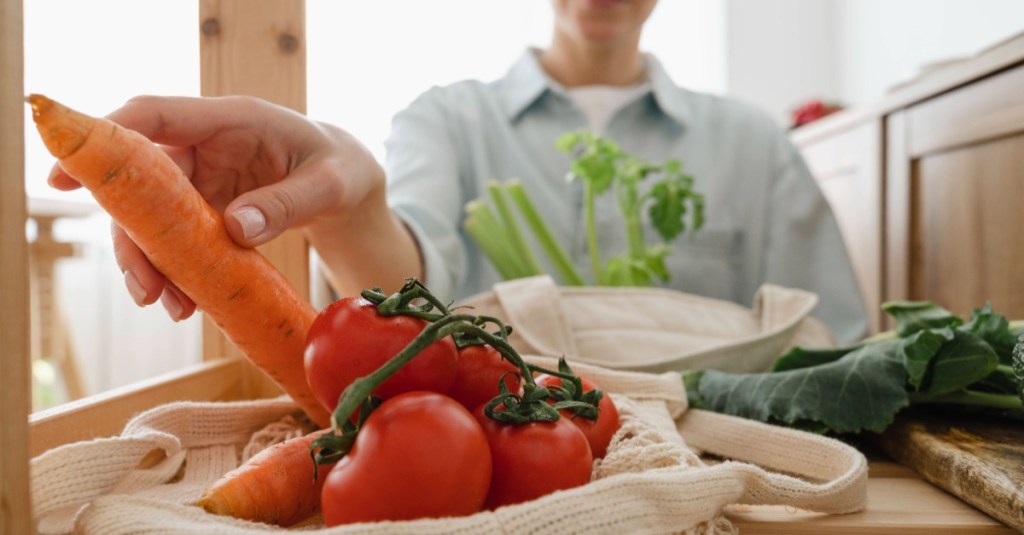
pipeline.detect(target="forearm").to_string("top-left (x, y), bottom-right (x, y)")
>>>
top-left (306, 185), bottom-right (423, 298)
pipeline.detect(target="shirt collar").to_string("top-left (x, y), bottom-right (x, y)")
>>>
top-left (497, 49), bottom-right (691, 129)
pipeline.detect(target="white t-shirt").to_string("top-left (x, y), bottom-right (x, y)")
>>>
top-left (566, 83), bottom-right (651, 134)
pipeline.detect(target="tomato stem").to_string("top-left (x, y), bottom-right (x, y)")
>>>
top-left (329, 279), bottom-right (602, 450)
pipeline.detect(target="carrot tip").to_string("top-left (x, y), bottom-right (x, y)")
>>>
top-left (25, 93), bottom-right (52, 120)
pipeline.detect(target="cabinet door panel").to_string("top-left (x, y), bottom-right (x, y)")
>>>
top-left (887, 63), bottom-right (1024, 321)
top-left (911, 135), bottom-right (1024, 318)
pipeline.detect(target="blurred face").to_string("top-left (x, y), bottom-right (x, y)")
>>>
top-left (551, 0), bottom-right (658, 48)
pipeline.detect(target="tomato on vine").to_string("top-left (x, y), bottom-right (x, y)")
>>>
top-left (448, 343), bottom-right (521, 412)
top-left (321, 392), bottom-right (492, 525)
top-left (473, 405), bottom-right (593, 509)
top-left (304, 295), bottom-right (458, 413)
top-left (309, 280), bottom-right (605, 521)
top-left (535, 373), bottom-right (620, 459)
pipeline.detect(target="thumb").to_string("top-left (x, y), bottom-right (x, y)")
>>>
top-left (223, 168), bottom-right (341, 247)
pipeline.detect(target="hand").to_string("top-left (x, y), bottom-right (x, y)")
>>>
top-left (49, 95), bottom-right (388, 321)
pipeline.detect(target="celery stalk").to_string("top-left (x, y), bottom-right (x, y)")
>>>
top-left (486, 181), bottom-right (544, 277)
top-left (464, 200), bottom-right (531, 278)
top-left (505, 180), bottom-right (586, 286)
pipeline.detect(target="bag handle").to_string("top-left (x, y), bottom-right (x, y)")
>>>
top-left (492, 275), bottom-right (578, 356)
top-left (677, 409), bottom-right (868, 512)
top-left (31, 398), bottom-right (299, 532)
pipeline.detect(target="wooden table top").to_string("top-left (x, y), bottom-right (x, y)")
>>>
top-left (727, 461), bottom-right (1013, 534)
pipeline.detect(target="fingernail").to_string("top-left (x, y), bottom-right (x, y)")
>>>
top-left (161, 288), bottom-right (184, 322)
top-left (233, 206), bottom-right (267, 240)
top-left (46, 167), bottom-right (61, 187)
top-left (124, 271), bottom-right (148, 305)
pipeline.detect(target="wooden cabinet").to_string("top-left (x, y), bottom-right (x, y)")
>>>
top-left (798, 121), bottom-right (883, 333)
top-left (893, 65), bottom-right (1024, 320)
top-left (792, 35), bottom-right (1024, 332)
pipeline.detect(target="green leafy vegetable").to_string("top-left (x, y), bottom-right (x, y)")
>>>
top-left (465, 130), bottom-right (704, 288)
top-left (685, 301), bottom-right (1024, 434)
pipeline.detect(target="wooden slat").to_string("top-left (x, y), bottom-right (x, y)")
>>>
top-left (908, 64), bottom-right (1024, 157)
top-left (198, 0), bottom-right (309, 399)
top-left (29, 358), bottom-right (245, 457)
top-left (0, 0), bottom-right (31, 532)
top-left (728, 462), bottom-right (1014, 534)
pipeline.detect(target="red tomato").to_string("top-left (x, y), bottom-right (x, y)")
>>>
top-left (304, 296), bottom-right (458, 413)
top-left (535, 374), bottom-right (620, 459)
top-left (321, 392), bottom-right (492, 526)
top-left (473, 405), bottom-right (593, 509)
top-left (447, 344), bottom-right (521, 411)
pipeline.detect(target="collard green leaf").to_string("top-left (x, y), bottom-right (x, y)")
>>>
top-left (771, 345), bottom-right (860, 372)
top-left (682, 370), bottom-right (705, 409)
top-left (960, 303), bottom-right (1019, 363)
top-left (696, 339), bottom-right (910, 433)
top-left (921, 330), bottom-right (999, 396)
top-left (883, 301), bottom-right (963, 337)
top-left (902, 328), bottom-right (954, 390)
top-left (971, 368), bottom-right (1020, 395)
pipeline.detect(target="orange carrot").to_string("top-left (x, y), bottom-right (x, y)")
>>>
top-left (27, 94), bottom-right (330, 427)
top-left (198, 430), bottom-right (335, 526)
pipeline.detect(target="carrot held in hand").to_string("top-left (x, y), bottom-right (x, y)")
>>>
top-left (26, 94), bottom-right (330, 427)
top-left (198, 429), bottom-right (334, 526)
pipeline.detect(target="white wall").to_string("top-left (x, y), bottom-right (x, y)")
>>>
top-left (836, 0), bottom-right (1024, 105)
top-left (723, 0), bottom-right (1024, 125)
top-left (724, 0), bottom-right (839, 125)
top-left (307, 0), bottom-right (726, 161)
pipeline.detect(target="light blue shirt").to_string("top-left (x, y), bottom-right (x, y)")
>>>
top-left (385, 50), bottom-right (868, 345)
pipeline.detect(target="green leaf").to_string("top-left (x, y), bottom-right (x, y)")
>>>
top-left (920, 330), bottom-right (999, 396)
top-left (648, 180), bottom-right (686, 242)
top-left (902, 327), bottom-right (954, 390)
top-left (603, 255), bottom-right (650, 287)
top-left (644, 244), bottom-right (670, 282)
top-left (555, 131), bottom-right (582, 153)
top-left (682, 370), bottom-right (705, 409)
top-left (959, 303), bottom-right (1019, 363)
top-left (695, 340), bottom-right (910, 434)
top-left (572, 157), bottom-right (616, 195)
top-left (771, 345), bottom-right (860, 372)
top-left (883, 301), bottom-right (964, 337)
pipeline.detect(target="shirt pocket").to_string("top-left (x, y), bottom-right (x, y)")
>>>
top-left (662, 227), bottom-right (742, 302)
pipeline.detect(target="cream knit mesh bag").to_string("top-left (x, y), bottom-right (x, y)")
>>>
top-left (30, 278), bottom-right (868, 534)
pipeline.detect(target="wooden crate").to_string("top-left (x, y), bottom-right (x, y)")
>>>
top-left (1, 1), bottom-right (311, 531)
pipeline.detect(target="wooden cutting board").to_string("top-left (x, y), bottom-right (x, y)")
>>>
top-left (872, 408), bottom-right (1024, 532)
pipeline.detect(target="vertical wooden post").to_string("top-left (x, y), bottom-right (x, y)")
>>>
top-left (0, 0), bottom-right (32, 532)
top-left (198, 0), bottom-right (309, 399)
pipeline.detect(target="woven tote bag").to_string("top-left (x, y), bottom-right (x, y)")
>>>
top-left (457, 275), bottom-right (836, 374)
top-left (31, 354), bottom-right (867, 535)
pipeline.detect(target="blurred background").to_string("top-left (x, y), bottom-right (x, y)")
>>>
top-left (22, 0), bottom-right (1024, 409)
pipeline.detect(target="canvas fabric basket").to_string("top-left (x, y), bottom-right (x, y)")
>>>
top-left (457, 275), bottom-right (837, 374)
top-left (31, 353), bottom-right (867, 535)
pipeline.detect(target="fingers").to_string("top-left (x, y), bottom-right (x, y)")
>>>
top-left (47, 164), bottom-right (81, 191)
top-left (107, 94), bottom-right (294, 147)
top-left (112, 222), bottom-right (197, 321)
top-left (223, 158), bottom-right (347, 247)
